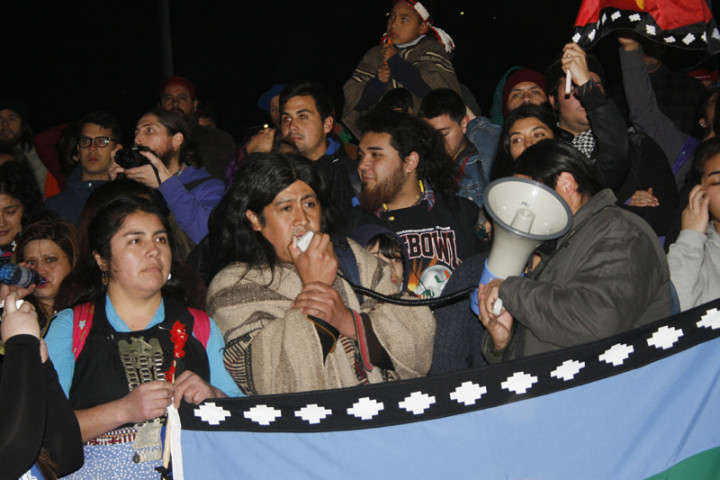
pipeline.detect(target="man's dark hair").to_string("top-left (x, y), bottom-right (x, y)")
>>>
top-left (206, 153), bottom-right (335, 279)
top-left (141, 107), bottom-right (201, 167)
top-left (359, 110), bottom-right (459, 199)
top-left (693, 136), bottom-right (720, 179)
top-left (78, 110), bottom-right (123, 144)
top-left (195, 101), bottom-right (218, 125)
top-left (0, 160), bottom-right (43, 228)
top-left (57, 122), bottom-right (81, 180)
top-left (279, 81), bottom-right (335, 120)
top-left (377, 88), bottom-right (414, 114)
top-left (418, 88), bottom-right (466, 124)
top-left (513, 139), bottom-right (601, 197)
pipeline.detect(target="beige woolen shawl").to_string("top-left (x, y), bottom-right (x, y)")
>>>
top-left (207, 240), bottom-right (435, 395)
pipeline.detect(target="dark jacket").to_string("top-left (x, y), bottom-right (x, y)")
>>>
top-left (0, 335), bottom-right (83, 478)
top-left (616, 132), bottom-right (679, 237)
top-left (316, 136), bottom-right (359, 232)
top-left (569, 80), bottom-right (630, 192)
top-left (45, 165), bottom-right (107, 225)
top-left (487, 189), bottom-right (671, 360)
top-left (188, 120), bottom-right (237, 181)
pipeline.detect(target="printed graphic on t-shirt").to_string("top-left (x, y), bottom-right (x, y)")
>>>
top-left (397, 226), bottom-right (461, 298)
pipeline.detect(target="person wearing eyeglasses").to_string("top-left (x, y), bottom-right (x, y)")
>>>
top-left (45, 111), bottom-right (122, 225)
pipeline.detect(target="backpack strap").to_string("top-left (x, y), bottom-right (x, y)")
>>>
top-left (187, 307), bottom-right (210, 348)
top-left (72, 302), bottom-right (95, 361)
top-left (333, 236), bottom-right (363, 304)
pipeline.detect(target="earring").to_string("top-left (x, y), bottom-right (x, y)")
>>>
top-left (167, 273), bottom-right (172, 281)
top-left (101, 271), bottom-right (108, 286)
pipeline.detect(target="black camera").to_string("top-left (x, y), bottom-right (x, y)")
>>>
top-left (114, 145), bottom-right (151, 169)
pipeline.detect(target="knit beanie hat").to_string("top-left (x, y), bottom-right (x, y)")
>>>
top-left (161, 76), bottom-right (197, 99)
top-left (0, 99), bottom-right (29, 121)
top-left (490, 66), bottom-right (523, 126)
top-left (502, 69), bottom-right (547, 115)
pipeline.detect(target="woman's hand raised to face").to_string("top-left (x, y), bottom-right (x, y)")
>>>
top-left (289, 232), bottom-right (338, 286)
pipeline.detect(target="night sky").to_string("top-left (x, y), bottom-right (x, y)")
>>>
top-left (3, 1), bottom-right (716, 141)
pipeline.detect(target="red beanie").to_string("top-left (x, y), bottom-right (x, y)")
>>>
top-left (161, 76), bottom-right (197, 99)
top-left (502, 69), bottom-right (546, 115)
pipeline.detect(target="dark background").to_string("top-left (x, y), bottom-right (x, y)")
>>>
top-left (2, 1), bottom-right (717, 142)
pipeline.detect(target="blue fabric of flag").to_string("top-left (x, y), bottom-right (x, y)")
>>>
top-left (177, 302), bottom-right (720, 479)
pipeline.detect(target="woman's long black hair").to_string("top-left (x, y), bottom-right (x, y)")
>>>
top-left (205, 152), bottom-right (335, 281)
top-left (55, 195), bottom-right (185, 310)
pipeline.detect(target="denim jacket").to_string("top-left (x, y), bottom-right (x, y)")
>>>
top-left (464, 116), bottom-right (500, 206)
top-left (455, 140), bottom-right (487, 207)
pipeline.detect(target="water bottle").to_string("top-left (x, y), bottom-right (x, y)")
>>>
top-left (0, 263), bottom-right (46, 288)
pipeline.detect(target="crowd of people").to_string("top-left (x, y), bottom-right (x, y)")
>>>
top-left (1, 0), bottom-right (719, 478)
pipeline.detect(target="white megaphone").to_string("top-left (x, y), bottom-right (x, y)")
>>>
top-left (471, 177), bottom-right (573, 316)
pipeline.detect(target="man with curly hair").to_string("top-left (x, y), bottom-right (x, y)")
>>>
top-left (355, 110), bottom-right (481, 298)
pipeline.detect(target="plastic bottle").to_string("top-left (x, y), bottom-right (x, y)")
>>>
top-left (0, 263), bottom-right (46, 288)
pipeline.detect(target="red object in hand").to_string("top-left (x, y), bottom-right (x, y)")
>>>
top-left (169, 320), bottom-right (188, 359)
top-left (164, 320), bottom-right (189, 381)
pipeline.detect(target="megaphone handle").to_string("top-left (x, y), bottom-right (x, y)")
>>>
top-left (492, 298), bottom-right (503, 316)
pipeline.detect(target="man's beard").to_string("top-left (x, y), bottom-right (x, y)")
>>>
top-left (0, 130), bottom-right (19, 147)
top-left (136, 144), bottom-right (176, 168)
top-left (170, 108), bottom-right (193, 123)
top-left (159, 147), bottom-right (175, 168)
top-left (359, 166), bottom-right (407, 212)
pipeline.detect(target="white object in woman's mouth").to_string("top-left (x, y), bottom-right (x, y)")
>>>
top-left (296, 231), bottom-right (314, 252)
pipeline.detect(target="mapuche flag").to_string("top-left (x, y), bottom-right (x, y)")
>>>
top-left (572, 0), bottom-right (720, 53)
top-left (174, 300), bottom-right (720, 479)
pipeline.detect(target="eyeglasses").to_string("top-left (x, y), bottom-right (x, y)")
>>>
top-left (78, 136), bottom-right (117, 148)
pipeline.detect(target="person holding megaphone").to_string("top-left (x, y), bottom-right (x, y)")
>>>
top-left (477, 140), bottom-right (671, 361)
